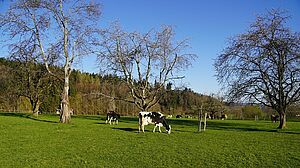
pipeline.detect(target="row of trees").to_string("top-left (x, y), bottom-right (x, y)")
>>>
top-left (1, 1), bottom-right (299, 129)
top-left (0, 0), bottom-right (195, 123)
top-left (1, 57), bottom-right (222, 116)
top-left (4, 57), bottom-right (298, 121)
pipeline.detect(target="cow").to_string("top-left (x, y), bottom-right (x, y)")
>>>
top-left (56, 108), bottom-right (74, 115)
top-left (176, 115), bottom-right (182, 118)
top-left (271, 114), bottom-right (279, 123)
top-left (106, 111), bottom-right (120, 125)
top-left (206, 114), bottom-right (211, 119)
top-left (138, 111), bottom-right (171, 134)
top-left (221, 114), bottom-right (227, 120)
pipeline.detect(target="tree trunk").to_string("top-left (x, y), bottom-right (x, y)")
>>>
top-left (198, 110), bottom-right (202, 132)
top-left (32, 100), bottom-right (40, 117)
top-left (60, 75), bottom-right (71, 123)
top-left (198, 105), bottom-right (203, 132)
top-left (277, 112), bottom-right (286, 129)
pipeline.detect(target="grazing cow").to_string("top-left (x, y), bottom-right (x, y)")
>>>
top-left (106, 111), bottom-right (120, 125)
top-left (271, 114), bottom-right (279, 123)
top-left (176, 115), bottom-right (182, 118)
top-left (56, 108), bottom-right (73, 115)
top-left (185, 115), bottom-right (192, 118)
top-left (138, 111), bottom-right (171, 134)
top-left (221, 114), bottom-right (227, 120)
top-left (206, 114), bottom-right (211, 119)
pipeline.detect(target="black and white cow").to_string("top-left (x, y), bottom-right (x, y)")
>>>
top-left (221, 114), bottom-right (227, 120)
top-left (106, 111), bottom-right (120, 125)
top-left (271, 114), bottom-right (279, 123)
top-left (176, 115), bottom-right (182, 118)
top-left (138, 111), bottom-right (171, 134)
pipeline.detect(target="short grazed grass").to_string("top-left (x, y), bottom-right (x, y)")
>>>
top-left (0, 113), bottom-right (299, 168)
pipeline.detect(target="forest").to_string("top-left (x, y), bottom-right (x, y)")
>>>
top-left (0, 57), bottom-right (214, 116)
top-left (1, 58), bottom-right (299, 119)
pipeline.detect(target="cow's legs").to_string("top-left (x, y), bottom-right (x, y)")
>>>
top-left (105, 116), bottom-right (108, 124)
top-left (153, 125), bottom-right (157, 132)
top-left (158, 126), bottom-right (161, 133)
top-left (116, 120), bottom-right (118, 125)
top-left (138, 124), bottom-right (141, 132)
top-left (109, 117), bottom-right (112, 125)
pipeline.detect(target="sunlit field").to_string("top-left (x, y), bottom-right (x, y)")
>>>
top-left (0, 113), bottom-right (299, 168)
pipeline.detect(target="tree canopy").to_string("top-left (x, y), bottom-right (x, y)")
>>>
top-left (97, 24), bottom-right (196, 111)
top-left (215, 9), bottom-right (300, 128)
top-left (0, 0), bottom-right (101, 123)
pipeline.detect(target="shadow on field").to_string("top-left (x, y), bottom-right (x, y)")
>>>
top-left (167, 118), bottom-right (300, 135)
top-left (73, 115), bottom-right (105, 121)
top-left (207, 121), bottom-right (274, 132)
top-left (112, 127), bottom-right (138, 132)
top-left (0, 112), bottom-right (58, 123)
top-left (169, 119), bottom-right (198, 126)
top-left (119, 116), bottom-right (138, 122)
top-left (95, 122), bottom-right (106, 125)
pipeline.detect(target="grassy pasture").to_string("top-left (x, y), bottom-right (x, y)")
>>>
top-left (0, 113), bottom-right (299, 168)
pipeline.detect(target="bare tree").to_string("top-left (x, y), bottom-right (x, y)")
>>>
top-left (97, 24), bottom-right (196, 111)
top-left (11, 57), bottom-right (57, 117)
top-left (214, 10), bottom-right (300, 129)
top-left (0, 0), bottom-right (101, 123)
top-left (203, 94), bottom-right (225, 119)
top-left (6, 31), bottom-right (61, 116)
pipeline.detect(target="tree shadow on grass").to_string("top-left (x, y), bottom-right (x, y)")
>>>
top-left (211, 121), bottom-right (300, 135)
top-left (0, 112), bottom-right (58, 123)
top-left (112, 127), bottom-right (138, 132)
top-left (168, 118), bottom-right (300, 135)
top-left (95, 122), bottom-right (106, 125)
top-left (72, 115), bottom-right (105, 121)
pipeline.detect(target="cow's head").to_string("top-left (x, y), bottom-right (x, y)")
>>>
top-left (160, 116), bottom-right (171, 134)
top-left (166, 125), bottom-right (171, 134)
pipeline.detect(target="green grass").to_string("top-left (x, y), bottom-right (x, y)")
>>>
top-left (0, 113), bottom-right (299, 168)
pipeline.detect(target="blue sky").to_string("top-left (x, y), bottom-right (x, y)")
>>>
top-left (1, 0), bottom-right (300, 94)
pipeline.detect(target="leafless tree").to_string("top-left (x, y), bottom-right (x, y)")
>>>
top-left (11, 54), bottom-right (57, 117)
top-left (215, 10), bottom-right (300, 128)
top-left (203, 94), bottom-right (225, 119)
top-left (0, 0), bottom-right (101, 123)
top-left (97, 24), bottom-right (196, 111)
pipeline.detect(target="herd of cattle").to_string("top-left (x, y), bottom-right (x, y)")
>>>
top-left (174, 114), bottom-right (228, 120)
top-left (106, 111), bottom-right (172, 134)
top-left (106, 111), bottom-right (227, 134)
top-left (103, 111), bottom-right (283, 134)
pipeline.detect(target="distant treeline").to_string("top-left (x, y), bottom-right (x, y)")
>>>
top-left (1, 58), bottom-right (299, 119)
top-left (0, 58), bottom-right (212, 116)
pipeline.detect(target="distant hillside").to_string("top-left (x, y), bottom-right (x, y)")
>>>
top-left (2, 58), bottom-right (299, 119)
top-left (0, 58), bottom-right (214, 116)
